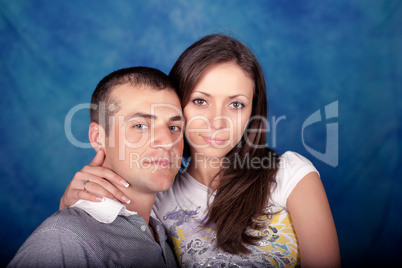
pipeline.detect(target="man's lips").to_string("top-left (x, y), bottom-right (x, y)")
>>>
top-left (202, 136), bottom-right (227, 146)
top-left (144, 159), bottom-right (172, 168)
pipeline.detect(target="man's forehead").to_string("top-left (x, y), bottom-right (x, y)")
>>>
top-left (111, 83), bottom-right (177, 98)
top-left (110, 84), bottom-right (182, 117)
top-left (112, 84), bottom-right (178, 103)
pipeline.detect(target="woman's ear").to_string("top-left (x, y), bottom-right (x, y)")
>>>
top-left (88, 122), bottom-right (105, 152)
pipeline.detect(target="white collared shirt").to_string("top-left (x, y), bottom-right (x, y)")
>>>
top-left (71, 197), bottom-right (137, 223)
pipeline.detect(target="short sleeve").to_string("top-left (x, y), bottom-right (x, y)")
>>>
top-left (270, 151), bottom-right (319, 209)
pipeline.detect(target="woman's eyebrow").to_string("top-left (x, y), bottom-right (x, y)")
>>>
top-left (193, 91), bottom-right (250, 100)
top-left (192, 91), bottom-right (211, 97)
top-left (229, 94), bottom-right (250, 100)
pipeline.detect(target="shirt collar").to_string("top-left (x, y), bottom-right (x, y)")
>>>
top-left (71, 197), bottom-right (137, 223)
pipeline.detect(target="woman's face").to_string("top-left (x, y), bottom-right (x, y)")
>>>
top-left (183, 62), bottom-right (254, 159)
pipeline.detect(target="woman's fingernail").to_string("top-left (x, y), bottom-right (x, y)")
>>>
top-left (122, 196), bottom-right (131, 204)
top-left (96, 197), bottom-right (106, 202)
top-left (120, 180), bottom-right (129, 187)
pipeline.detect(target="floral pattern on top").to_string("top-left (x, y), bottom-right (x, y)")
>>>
top-left (167, 207), bottom-right (300, 268)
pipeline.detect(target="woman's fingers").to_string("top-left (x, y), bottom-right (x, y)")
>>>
top-left (73, 170), bottom-right (131, 204)
top-left (75, 172), bottom-right (115, 199)
top-left (87, 149), bottom-right (129, 188)
top-left (89, 149), bottom-right (105, 167)
top-left (81, 165), bottom-right (129, 188)
top-left (74, 189), bottom-right (105, 203)
top-left (59, 150), bottom-right (132, 211)
top-left (82, 181), bottom-right (131, 204)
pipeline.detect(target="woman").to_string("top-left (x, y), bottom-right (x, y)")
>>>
top-left (60, 34), bottom-right (340, 267)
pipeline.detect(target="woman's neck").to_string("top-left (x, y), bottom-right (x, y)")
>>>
top-left (187, 153), bottom-right (222, 189)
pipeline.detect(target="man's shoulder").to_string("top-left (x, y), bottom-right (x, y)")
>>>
top-left (31, 207), bottom-right (98, 238)
top-left (43, 206), bottom-right (95, 225)
top-left (8, 208), bottom-right (101, 267)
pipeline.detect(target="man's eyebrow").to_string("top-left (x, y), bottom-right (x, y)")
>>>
top-left (170, 115), bottom-right (185, 122)
top-left (125, 113), bottom-right (155, 122)
top-left (125, 113), bottom-right (184, 122)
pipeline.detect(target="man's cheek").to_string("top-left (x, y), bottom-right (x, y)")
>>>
top-left (126, 132), bottom-right (148, 144)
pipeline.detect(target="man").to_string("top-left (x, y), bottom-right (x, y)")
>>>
top-left (8, 67), bottom-right (183, 267)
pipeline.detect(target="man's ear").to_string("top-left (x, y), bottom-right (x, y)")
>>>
top-left (89, 122), bottom-right (106, 152)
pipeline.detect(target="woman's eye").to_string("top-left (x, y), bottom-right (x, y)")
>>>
top-left (192, 98), bottom-right (207, 106)
top-left (134, 124), bottom-right (148, 129)
top-left (230, 101), bottom-right (245, 109)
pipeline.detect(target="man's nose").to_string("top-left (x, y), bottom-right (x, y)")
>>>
top-left (151, 126), bottom-right (174, 150)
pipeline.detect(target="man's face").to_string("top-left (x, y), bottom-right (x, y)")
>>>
top-left (103, 84), bottom-right (184, 194)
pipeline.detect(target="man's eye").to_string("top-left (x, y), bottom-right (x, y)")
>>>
top-left (169, 126), bottom-right (182, 132)
top-left (134, 124), bottom-right (148, 129)
top-left (230, 101), bottom-right (245, 109)
top-left (192, 98), bottom-right (207, 106)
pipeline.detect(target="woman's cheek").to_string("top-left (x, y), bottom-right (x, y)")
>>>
top-left (236, 112), bottom-right (252, 144)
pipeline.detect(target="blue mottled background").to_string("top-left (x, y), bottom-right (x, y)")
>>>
top-left (0, 0), bottom-right (401, 266)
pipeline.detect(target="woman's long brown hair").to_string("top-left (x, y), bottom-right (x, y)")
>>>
top-left (169, 34), bottom-right (280, 254)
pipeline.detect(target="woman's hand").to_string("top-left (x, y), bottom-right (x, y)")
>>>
top-left (59, 149), bottom-right (131, 210)
top-left (287, 172), bottom-right (341, 267)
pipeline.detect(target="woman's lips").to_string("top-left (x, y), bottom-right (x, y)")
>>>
top-left (202, 136), bottom-right (227, 146)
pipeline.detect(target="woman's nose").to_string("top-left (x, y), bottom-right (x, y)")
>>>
top-left (211, 106), bottom-right (229, 130)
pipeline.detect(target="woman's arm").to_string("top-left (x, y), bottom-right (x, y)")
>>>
top-left (59, 149), bottom-right (131, 210)
top-left (287, 172), bottom-right (341, 268)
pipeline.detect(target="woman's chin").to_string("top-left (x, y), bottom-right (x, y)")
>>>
top-left (191, 147), bottom-right (232, 161)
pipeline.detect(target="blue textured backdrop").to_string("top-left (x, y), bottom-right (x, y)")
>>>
top-left (1, 0), bottom-right (401, 266)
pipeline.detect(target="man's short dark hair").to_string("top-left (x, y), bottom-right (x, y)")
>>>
top-left (90, 67), bottom-right (177, 135)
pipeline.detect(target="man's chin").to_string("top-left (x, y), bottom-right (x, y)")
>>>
top-left (150, 182), bottom-right (175, 194)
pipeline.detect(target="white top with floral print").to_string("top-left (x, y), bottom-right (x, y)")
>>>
top-left (153, 151), bottom-right (318, 267)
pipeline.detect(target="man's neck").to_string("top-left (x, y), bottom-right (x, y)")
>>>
top-left (101, 160), bottom-right (156, 225)
top-left (116, 185), bottom-right (156, 225)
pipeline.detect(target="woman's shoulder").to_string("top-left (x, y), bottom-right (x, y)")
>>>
top-left (278, 151), bottom-right (318, 176)
top-left (280, 151), bottom-right (314, 165)
top-left (270, 151), bottom-right (319, 208)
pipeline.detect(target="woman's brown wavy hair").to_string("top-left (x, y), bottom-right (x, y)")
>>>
top-left (169, 34), bottom-right (280, 254)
